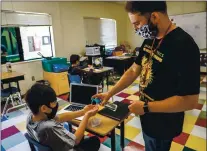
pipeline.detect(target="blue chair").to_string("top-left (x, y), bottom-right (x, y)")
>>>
top-left (68, 74), bottom-right (81, 84)
top-left (1, 87), bottom-right (19, 97)
top-left (64, 122), bottom-right (73, 132)
top-left (24, 133), bottom-right (52, 151)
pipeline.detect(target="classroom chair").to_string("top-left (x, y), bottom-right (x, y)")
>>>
top-left (1, 85), bottom-right (25, 117)
top-left (25, 133), bottom-right (52, 151)
top-left (68, 73), bottom-right (81, 84)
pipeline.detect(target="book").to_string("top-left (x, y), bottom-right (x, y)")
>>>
top-left (98, 101), bottom-right (130, 121)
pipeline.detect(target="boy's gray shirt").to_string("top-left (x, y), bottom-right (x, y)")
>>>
top-left (26, 113), bottom-right (76, 151)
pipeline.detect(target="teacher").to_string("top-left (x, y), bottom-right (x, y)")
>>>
top-left (93, 1), bottom-right (200, 151)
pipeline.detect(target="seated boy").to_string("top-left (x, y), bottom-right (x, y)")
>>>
top-left (68, 55), bottom-right (87, 77)
top-left (68, 54), bottom-right (91, 84)
top-left (68, 54), bottom-right (103, 85)
top-left (25, 83), bottom-right (100, 151)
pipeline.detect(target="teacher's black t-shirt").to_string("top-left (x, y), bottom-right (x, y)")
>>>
top-left (135, 27), bottom-right (200, 139)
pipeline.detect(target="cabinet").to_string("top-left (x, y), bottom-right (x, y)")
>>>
top-left (43, 71), bottom-right (69, 96)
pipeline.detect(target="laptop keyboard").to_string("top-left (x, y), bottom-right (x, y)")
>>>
top-left (65, 105), bottom-right (84, 111)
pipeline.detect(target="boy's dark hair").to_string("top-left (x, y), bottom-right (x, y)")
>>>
top-left (125, 1), bottom-right (167, 15)
top-left (70, 54), bottom-right (80, 64)
top-left (25, 83), bottom-right (57, 115)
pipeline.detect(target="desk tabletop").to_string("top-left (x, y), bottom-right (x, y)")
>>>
top-left (58, 102), bottom-right (123, 137)
top-left (72, 112), bottom-right (121, 137)
top-left (83, 66), bottom-right (113, 73)
top-left (1, 71), bottom-right (25, 80)
top-left (106, 56), bottom-right (132, 60)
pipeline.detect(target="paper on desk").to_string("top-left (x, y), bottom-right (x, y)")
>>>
top-left (94, 69), bottom-right (101, 72)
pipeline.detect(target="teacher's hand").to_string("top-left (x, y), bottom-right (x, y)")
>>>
top-left (128, 100), bottom-right (145, 116)
top-left (92, 92), bottom-right (111, 106)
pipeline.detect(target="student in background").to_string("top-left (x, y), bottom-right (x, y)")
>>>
top-left (93, 1), bottom-right (200, 151)
top-left (68, 54), bottom-right (90, 84)
top-left (68, 54), bottom-right (87, 77)
top-left (26, 83), bottom-right (100, 151)
top-left (68, 54), bottom-right (102, 85)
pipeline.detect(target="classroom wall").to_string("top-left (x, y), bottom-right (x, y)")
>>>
top-left (1, 1), bottom-right (127, 94)
top-left (2, 1), bottom-right (127, 58)
top-left (126, 1), bottom-right (207, 49)
top-left (58, 2), bottom-right (127, 57)
top-left (1, 61), bottom-right (43, 94)
top-left (1, 1), bottom-right (206, 94)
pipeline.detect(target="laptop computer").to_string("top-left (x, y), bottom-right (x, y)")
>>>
top-left (59, 83), bottom-right (98, 120)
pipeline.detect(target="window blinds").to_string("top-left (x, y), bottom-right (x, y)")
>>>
top-left (1, 10), bottom-right (52, 26)
top-left (84, 17), bottom-right (117, 48)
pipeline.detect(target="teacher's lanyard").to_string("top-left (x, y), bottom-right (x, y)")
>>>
top-left (140, 22), bottom-right (172, 101)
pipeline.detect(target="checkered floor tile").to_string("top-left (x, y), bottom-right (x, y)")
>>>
top-left (1, 80), bottom-right (206, 151)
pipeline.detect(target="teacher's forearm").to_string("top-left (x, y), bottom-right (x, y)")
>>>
top-left (148, 95), bottom-right (198, 113)
top-left (108, 63), bottom-right (141, 97)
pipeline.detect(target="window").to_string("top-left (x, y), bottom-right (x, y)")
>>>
top-left (100, 18), bottom-right (117, 49)
top-left (1, 26), bottom-right (54, 64)
top-left (84, 17), bottom-right (117, 49)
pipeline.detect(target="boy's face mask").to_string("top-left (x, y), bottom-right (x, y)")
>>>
top-left (44, 103), bottom-right (59, 119)
top-left (135, 15), bottom-right (158, 39)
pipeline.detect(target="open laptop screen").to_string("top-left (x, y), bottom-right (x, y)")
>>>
top-left (70, 83), bottom-right (98, 105)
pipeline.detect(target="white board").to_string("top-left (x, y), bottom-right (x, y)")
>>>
top-left (170, 12), bottom-right (206, 49)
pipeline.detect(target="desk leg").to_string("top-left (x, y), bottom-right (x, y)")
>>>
top-left (17, 81), bottom-right (21, 93)
top-left (102, 74), bottom-right (104, 92)
top-left (9, 83), bottom-right (12, 94)
top-left (111, 129), bottom-right (116, 151)
top-left (124, 61), bottom-right (126, 73)
top-left (106, 72), bottom-right (109, 91)
top-left (120, 121), bottom-right (125, 149)
top-left (1, 83), bottom-right (4, 89)
top-left (123, 60), bottom-right (126, 73)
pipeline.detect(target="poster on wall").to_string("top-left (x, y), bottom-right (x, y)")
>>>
top-left (28, 36), bottom-right (35, 52)
top-left (42, 36), bottom-right (51, 45)
top-left (27, 35), bottom-right (41, 52)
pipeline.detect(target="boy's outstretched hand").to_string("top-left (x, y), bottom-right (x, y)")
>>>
top-left (85, 106), bottom-right (99, 117)
top-left (83, 104), bottom-right (96, 113)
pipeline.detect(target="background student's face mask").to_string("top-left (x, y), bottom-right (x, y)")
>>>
top-left (135, 16), bottom-right (158, 39)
